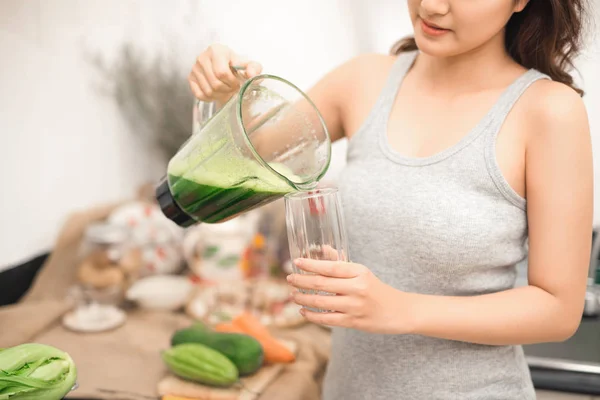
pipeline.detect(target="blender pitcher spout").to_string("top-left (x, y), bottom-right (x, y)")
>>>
top-left (293, 181), bottom-right (320, 192)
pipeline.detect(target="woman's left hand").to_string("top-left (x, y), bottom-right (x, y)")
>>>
top-left (287, 258), bottom-right (416, 334)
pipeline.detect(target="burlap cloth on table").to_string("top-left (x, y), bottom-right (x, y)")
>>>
top-left (0, 203), bottom-right (331, 400)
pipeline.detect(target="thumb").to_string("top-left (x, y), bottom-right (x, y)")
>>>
top-left (245, 61), bottom-right (263, 78)
top-left (231, 54), bottom-right (262, 79)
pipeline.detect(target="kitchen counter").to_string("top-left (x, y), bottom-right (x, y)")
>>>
top-left (537, 390), bottom-right (599, 399)
top-left (526, 317), bottom-right (600, 396)
top-left (517, 257), bottom-right (600, 396)
top-left (0, 303), bottom-right (330, 400)
top-left (0, 204), bottom-right (331, 400)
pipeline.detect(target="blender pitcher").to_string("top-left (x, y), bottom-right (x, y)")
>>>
top-left (156, 72), bottom-right (331, 227)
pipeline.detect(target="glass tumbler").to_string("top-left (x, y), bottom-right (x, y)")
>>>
top-left (284, 187), bottom-right (349, 312)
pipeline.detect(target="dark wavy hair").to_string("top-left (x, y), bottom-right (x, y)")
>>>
top-left (392, 0), bottom-right (590, 96)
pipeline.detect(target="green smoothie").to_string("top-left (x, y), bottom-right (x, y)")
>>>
top-left (167, 156), bottom-right (297, 224)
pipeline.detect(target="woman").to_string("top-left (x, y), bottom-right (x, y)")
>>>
top-left (188, 0), bottom-right (593, 398)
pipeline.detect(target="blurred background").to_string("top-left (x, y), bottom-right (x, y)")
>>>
top-left (1, 0), bottom-right (599, 271)
top-left (0, 0), bottom-right (397, 271)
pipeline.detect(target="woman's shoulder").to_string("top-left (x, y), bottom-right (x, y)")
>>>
top-left (324, 52), bottom-right (400, 111)
top-left (329, 53), bottom-right (398, 85)
top-left (514, 76), bottom-right (590, 164)
top-left (304, 53), bottom-right (402, 142)
top-left (345, 52), bottom-right (398, 70)
top-left (313, 53), bottom-right (398, 102)
top-left (521, 78), bottom-right (588, 139)
top-left (332, 53), bottom-right (400, 100)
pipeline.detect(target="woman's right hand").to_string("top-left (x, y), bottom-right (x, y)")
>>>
top-left (188, 44), bottom-right (263, 104)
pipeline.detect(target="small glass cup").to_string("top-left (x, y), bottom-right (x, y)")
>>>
top-left (284, 187), bottom-right (349, 312)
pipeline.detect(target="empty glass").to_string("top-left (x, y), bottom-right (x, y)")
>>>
top-left (284, 187), bottom-right (349, 312)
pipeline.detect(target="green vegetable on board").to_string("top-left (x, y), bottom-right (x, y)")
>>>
top-left (162, 343), bottom-right (238, 387)
top-left (171, 323), bottom-right (264, 376)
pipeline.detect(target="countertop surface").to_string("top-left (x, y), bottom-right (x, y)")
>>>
top-left (526, 317), bottom-right (600, 395)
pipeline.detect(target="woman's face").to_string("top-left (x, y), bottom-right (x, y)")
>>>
top-left (407, 0), bottom-right (528, 57)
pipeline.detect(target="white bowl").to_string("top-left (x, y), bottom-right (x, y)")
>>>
top-left (126, 275), bottom-right (194, 311)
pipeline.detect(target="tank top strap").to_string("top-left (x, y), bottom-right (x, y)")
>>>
top-left (484, 69), bottom-right (551, 139)
top-left (482, 69), bottom-right (550, 209)
top-left (347, 51), bottom-right (417, 148)
top-left (377, 50), bottom-right (419, 117)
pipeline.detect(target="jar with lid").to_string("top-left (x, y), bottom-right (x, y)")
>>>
top-left (74, 222), bottom-right (143, 306)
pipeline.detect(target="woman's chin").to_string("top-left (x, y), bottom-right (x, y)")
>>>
top-left (413, 35), bottom-right (461, 58)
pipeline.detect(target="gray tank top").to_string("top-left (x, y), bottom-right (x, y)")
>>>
top-left (324, 51), bottom-right (549, 400)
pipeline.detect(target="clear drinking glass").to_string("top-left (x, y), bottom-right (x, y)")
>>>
top-left (284, 187), bottom-right (349, 312)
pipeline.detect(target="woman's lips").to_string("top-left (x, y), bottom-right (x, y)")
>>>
top-left (420, 19), bottom-right (450, 37)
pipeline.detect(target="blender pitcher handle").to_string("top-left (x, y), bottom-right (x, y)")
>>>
top-left (192, 65), bottom-right (249, 133)
top-left (193, 100), bottom-right (217, 133)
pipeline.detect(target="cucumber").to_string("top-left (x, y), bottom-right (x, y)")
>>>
top-left (171, 324), bottom-right (264, 376)
top-left (162, 343), bottom-right (238, 387)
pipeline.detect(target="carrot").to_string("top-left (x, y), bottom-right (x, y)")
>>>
top-left (232, 312), bottom-right (271, 337)
top-left (216, 319), bottom-right (295, 363)
top-left (231, 312), bottom-right (295, 364)
top-left (162, 395), bottom-right (197, 400)
top-left (214, 322), bottom-right (245, 333)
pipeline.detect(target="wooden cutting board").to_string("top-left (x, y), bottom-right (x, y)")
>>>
top-left (157, 340), bottom-right (297, 400)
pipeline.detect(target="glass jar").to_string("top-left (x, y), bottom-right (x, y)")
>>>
top-left (75, 222), bottom-right (141, 306)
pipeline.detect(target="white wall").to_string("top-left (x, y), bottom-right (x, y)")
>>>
top-left (1, 0), bottom-right (599, 270)
top-left (0, 1), bottom-right (162, 269)
top-left (0, 0), bottom-right (362, 269)
top-left (577, 8), bottom-right (600, 218)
